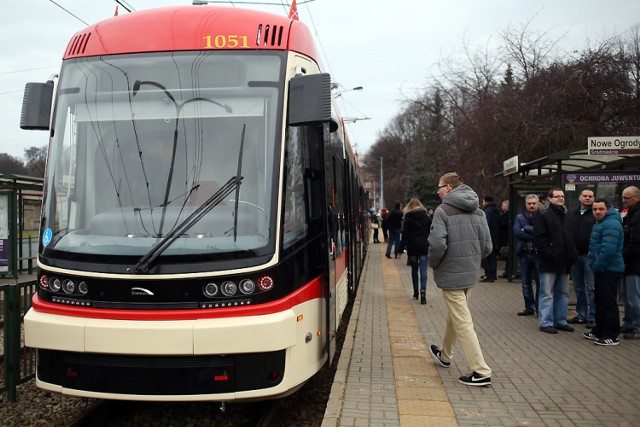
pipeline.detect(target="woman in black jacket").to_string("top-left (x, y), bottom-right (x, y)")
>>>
top-left (400, 198), bottom-right (432, 304)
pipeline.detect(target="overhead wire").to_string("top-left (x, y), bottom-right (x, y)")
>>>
top-left (48, 0), bottom-right (89, 25)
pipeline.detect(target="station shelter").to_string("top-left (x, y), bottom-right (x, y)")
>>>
top-left (501, 148), bottom-right (640, 280)
top-left (0, 173), bottom-right (43, 279)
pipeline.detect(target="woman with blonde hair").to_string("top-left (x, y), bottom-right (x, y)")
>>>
top-left (400, 198), bottom-right (432, 304)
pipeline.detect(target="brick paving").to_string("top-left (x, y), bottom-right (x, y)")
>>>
top-left (324, 242), bottom-right (640, 426)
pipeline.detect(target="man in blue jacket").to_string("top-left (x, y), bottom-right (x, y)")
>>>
top-left (513, 194), bottom-right (541, 316)
top-left (583, 198), bottom-right (624, 346)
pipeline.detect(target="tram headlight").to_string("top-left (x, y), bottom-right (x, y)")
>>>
top-left (257, 276), bottom-right (274, 291)
top-left (78, 281), bottom-right (89, 295)
top-left (239, 279), bottom-right (256, 295)
top-left (49, 277), bottom-right (62, 292)
top-left (203, 282), bottom-right (218, 298)
top-left (62, 279), bottom-right (76, 294)
top-left (221, 281), bottom-right (237, 296)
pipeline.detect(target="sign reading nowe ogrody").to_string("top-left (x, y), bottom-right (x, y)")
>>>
top-left (588, 136), bottom-right (640, 155)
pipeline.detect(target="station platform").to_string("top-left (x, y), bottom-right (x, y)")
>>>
top-left (323, 241), bottom-right (640, 426)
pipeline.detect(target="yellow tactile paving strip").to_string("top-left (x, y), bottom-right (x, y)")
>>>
top-left (382, 251), bottom-right (458, 426)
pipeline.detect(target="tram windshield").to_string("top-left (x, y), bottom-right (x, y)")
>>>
top-left (41, 51), bottom-right (284, 262)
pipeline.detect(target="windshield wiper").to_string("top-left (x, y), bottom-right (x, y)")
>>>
top-left (133, 175), bottom-right (242, 273)
top-left (232, 124), bottom-right (246, 242)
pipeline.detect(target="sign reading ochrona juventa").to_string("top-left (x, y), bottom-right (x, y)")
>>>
top-left (588, 136), bottom-right (640, 155)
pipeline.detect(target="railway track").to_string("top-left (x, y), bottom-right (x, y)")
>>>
top-left (66, 398), bottom-right (280, 426)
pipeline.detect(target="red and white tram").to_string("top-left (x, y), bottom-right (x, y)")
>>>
top-left (21, 4), bottom-right (368, 401)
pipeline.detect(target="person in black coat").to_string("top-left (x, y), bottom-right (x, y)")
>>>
top-left (400, 198), bottom-right (431, 304)
top-left (385, 202), bottom-right (404, 259)
top-left (534, 188), bottom-right (578, 334)
top-left (566, 188), bottom-right (596, 326)
top-left (621, 186), bottom-right (640, 340)
top-left (481, 195), bottom-right (500, 282)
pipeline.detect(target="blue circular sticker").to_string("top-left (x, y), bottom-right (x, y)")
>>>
top-left (42, 228), bottom-right (52, 247)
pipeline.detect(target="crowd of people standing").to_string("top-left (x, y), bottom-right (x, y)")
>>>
top-left (370, 176), bottom-right (639, 386)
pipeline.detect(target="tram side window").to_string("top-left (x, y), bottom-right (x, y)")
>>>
top-left (283, 126), bottom-right (308, 248)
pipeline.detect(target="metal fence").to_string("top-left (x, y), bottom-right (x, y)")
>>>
top-left (1, 280), bottom-right (37, 402)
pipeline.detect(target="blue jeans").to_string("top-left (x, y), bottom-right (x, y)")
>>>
top-left (621, 274), bottom-right (640, 332)
top-left (411, 255), bottom-right (429, 293)
top-left (519, 252), bottom-right (540, 312)
top-left (571, 254), bottom-right (595, 322)
top-left (538, 272), bottom-right (570, 328)
top-left (385, 229), bottom-right (401, 257)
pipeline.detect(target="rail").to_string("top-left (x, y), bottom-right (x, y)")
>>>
top-left (1, 279), bottom-right (37, 402)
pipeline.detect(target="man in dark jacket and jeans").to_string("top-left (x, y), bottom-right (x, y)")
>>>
top-left (481, 196), bottom-right (500, 282)
top-left (428, 172), bottom-right (493, 387)
top-left (621, 186), bottom-right (640, 340)
top-left (385, 202), bottom-right (403, 259)
top-left (567, 188), bottom-right (596, 326)
top-left (534, 188), bottom-right (578, 334)
top-left (513, 194), bottom-right (541, 316)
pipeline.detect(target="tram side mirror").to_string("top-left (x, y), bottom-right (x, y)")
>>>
top-left (20, 81), bottom-right (54, 130)
top-left (288, 73), bottom-right (333, 129)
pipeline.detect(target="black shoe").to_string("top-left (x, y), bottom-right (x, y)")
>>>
top-left (623, 332), bottom-right (640, 340)
top-left (429, 345), bottom-right (451, 368)
top-left (539, 326), bottom-right (558, 334)
top-left (517, 309), bottom-right (535, 316)
top-left (385, 254), bottom-right (392, 259)
top-left (420, 292), bottom-right (426, 305)
top-left (594, 337), bottom-right (619, 346)
top-left (585, 323), bottom-right (595, 329)
top-left (568, 316), bottom-right (586, 324)
top-left (458, 372), bottom-right (491, 387)
top-left (583, 331), bottom-right (598, 340)
top-left (621, 326), bottom-right (634, 334)
top-left (554, 324), bottom-right (575, 332)
top-left (479, 278), bottom-right (495, 283)
top-left (413, 289), bottom-right (419, 300)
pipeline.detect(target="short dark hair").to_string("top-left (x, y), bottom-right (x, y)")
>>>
top-left (593, 198), bottom-right (610, 209)
top-left (483, 195), bottom-right (494, 203)
top-left (547, 187), bottom-right (563, 199)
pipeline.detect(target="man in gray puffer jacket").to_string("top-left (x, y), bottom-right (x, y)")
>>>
top-left (428, 172), bottom-right (493, 387)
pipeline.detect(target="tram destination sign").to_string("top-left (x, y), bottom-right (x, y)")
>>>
top-left (588, 136), bottom-right (640, 155)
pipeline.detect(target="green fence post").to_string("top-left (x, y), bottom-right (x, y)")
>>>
top-left (4, 284), bottom-right (20, 402)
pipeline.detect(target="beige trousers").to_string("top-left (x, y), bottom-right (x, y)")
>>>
top-left (441, 288), bottom-right (492, 378)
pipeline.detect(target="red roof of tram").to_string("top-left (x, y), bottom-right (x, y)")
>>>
top-left (63, 6), bottom-right (319, 63)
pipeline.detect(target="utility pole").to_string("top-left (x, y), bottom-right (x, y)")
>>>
top-left (379, 157), bottom-right (384, 210)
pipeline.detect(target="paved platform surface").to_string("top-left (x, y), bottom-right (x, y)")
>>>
top-left (323, 242), bottom-right (640, 426)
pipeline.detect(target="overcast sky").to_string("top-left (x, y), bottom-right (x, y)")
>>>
top-left (1, 0), bottom-right (639, 160)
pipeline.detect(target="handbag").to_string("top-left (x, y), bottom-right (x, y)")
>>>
top-left (370, 223), bottom-right (379, 229)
